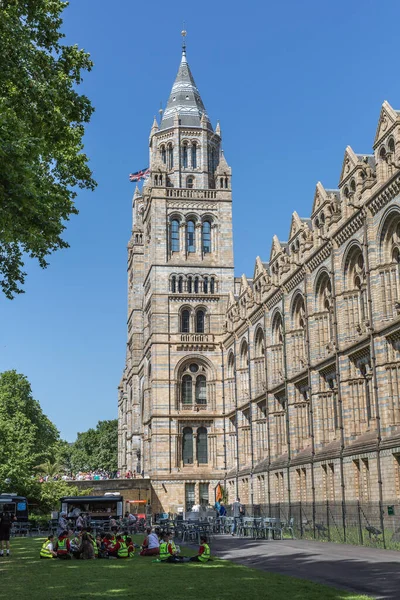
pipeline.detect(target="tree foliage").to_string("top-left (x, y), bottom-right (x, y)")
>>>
top-left (0, 0), bottom-right (96, 298)
top-left (0, 370), bottom-right (60, 498)
top-left (70, 420), bottom-right (118, 472)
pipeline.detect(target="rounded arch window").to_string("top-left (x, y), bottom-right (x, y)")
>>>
top-left (191, 143), bottom-right (198, 169)
top-left (202, 220), bottom-right (211, 254)
top-left (160, 145), bottom-right (166, 164)
top-left (168, 143), bottom-right (174, 169)
top-left (196, 309), bottom-right (205, 333)
top-left (194, 276), bottom-right (199, 294)
top-left (187, 220), bottom-right (196, 253)
top-left (181, 309), bottom-right (190, 333)
top-left (380, 146), bottom-right (387, 160)
top-left (182, 427), bottom-right (193, 464)
top-left (187, 177), bottom-right (194, 189)
top-left (195, 376), bottom-right (206, 405)
top-left (178, 276), bottom-right (183, 293)
top-left (182, 376), bottom-right (193, 405)
top-left (210, 277), bottom-right (215, 294)
top-left (389, 138), bottom-right (395, 153)
top-left (182, 142), bottom-right (188, 168)
top-left (171, 219), bottom-right (180, 252)
top-left (171, 276), bottom-right (176, 293)
top-left (197, 426), bottom-right (208, 463)
top-left (187, 276), bottom-right (193, 294)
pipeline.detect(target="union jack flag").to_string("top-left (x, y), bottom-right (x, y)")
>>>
top-left (129, 168), bottom-right (150, 182)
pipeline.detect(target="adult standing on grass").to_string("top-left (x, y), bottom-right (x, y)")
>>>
top-left (231, 498), bottom-right (243, 536)
top-left (0, 511), bottom-right (16, 557)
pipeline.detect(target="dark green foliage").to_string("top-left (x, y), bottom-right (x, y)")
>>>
top-left (0, 0), bottom-right (96, 298)
top-left (70, 420), bottom-right (118, 472)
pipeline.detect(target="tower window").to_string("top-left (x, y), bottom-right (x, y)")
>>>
top-left (197, 426), bottom-right (208, 462)
top-left (187, 177), bottom-right (194, 189)
top-left (202, 221), bottom-right (211, 253)
top-left (203, 277), bottom-right (208, 294)
top-left (178, 276), bottom-right (183, 293)
top-left (168, 144), bottom-right (174, 169)
top-left (210, 277), bottom-right (215, 294)
top-left (171, 276), bottom-right (176, 293)
top-left (161, 145), bottom-right (166, 164)
top-left (196, 309), bottom-right (205, 333)
top-left (171, 220), bottom-right (180, 252)
top-left (181, 309), bottom-right (190, 333)
top-left (187, 221), bottom-right (196, 253)
top-left (182, 377), bottom-right (193, 405)
top-left (192, 144), bottom-right (197, 169)
top-left (195, 377), bottom-right (207, 405)
top-left (194, 277), bottom-right (199, 293)
top-left (187, 276), bottom-right (193, 294)
top-left (182, 427), bottom-right (193, 463)
top-left (182, 143), bottom-right (188, 168)
top-left (220, 178), bottom-right (224, 188)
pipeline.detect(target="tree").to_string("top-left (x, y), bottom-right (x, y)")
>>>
top-left (34, 460), bottom-right (64, 478)
top-left (0, 0), bottom-right (96, 298)
top-left (70, 420), bottom-right (118, 473)
top-left (0, 370), bottom-right (59, 496)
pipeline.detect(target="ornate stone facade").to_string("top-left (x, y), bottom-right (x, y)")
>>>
top-left (119, 47), bottom-right (400, 513)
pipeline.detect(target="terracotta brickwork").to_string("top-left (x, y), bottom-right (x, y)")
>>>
top-left (119, 47), bottom-right (400, 513)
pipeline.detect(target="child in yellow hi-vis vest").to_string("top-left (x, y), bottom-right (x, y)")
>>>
top-left (189, 536), bottom-right (211, 562)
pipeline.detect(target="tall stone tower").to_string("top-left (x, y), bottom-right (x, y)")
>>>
top-left (118, 38), bottom-right (234, 511)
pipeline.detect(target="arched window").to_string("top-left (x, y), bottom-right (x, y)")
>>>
top-left (271, 313), bottom-right (284, 384)
top-left (203, 277), bottom-right (208, 294)
top-left (220, 177), bottom-right (224, 188)
top-left (178, 276), bottom-right (183, 294)
top-left (182, 376), bottom-right (192, 405)
top-left (187, 221), bottom-right (195, 253)
top-left (315, 272), bottom-right (333, 358)
top-left (197, 427), bottom-right (208, 463)
top-left (187, 276), bottom-right (192, 294)
top-left (196, 309), bottom-right (205, 333)
top-left (168, 144), bottom-right (173, 169)
top-left (379, 213), bottom-right (400, 318)
top-left (210, 277), bottom-right (215, 294)
top-left (191, 144), bottom-right (197, 169)
top-left (291, 294), bottom-right (306, 371)
top-left (171, 220), bottom-right (180, 252)
top-left (195, 376), bottom-right (207, 405)
top-left (187, 177), bottom-right (194, 189)
top-left (344, 246), bottom-right (367, 338)
top-left (182, 143), bottom-right (188, 168)
top-left (182, 427), bottom-right (193, 464)
top-left (161, 145), bottom-right (166, 164)
top-left (194, 277), bottom-right (199, 293)
top-left (181, 309), bottom-right (190, 333)
top-left (171, 276), bottom-right (176, 293)
top-left (202, 221), bottom-right (211, 254)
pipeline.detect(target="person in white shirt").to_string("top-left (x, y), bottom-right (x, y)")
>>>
top-left (140, 527), bottom-right (160, 556)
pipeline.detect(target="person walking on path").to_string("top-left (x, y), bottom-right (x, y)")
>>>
top-left (0, 512), bottom-right (16, 557)
top-left (231, 498), bottom-right (243, 536)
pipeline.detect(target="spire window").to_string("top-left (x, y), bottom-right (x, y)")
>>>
top-left (191, 144), bottom-right (197, 168)
top-left (182, 143), bottom-right (188, 168)
top-left (161, 145), bottom-right (166, 164)
top-left (202, 221), bottom-right (211, 254)
top-left (171, 219), bottom-right (180, 252)
top-left (187, 221), bottom-right (196, 253)
top-left (168, 144), bottom-right (174, 169)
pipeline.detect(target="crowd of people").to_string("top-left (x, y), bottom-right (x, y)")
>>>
top-left (38, 469), bottom-right (144, 482)
top-left (40, 523), bottom-right (210, 564)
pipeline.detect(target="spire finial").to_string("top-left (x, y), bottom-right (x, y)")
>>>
top-left (181, 26), bottom-right (187, 58)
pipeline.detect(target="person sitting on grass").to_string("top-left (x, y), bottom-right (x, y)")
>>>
top-left (168, 531), bottom-right (181, 556)
top-left (140, 526), bottom-right (160, 556)
top-left (40, 535), bottom-right (57, 559)
top-left (79, 532), bottom-right (95, 559)
top-left (189, 536), bottom-right (211, 563)
top-left (56, 530), bottom-right (71, 559)
top-left (110, 534), bottom-right (129, 559)
top-left (159, 532), bottom-right (184, 563)
top-left (126, 536), bottom-right (135, 558)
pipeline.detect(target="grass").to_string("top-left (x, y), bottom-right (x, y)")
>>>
top-left (0, 537), bottom-right (371, 600)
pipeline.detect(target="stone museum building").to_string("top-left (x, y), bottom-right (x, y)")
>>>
top-left (118, 41), bottom-right (400, 515)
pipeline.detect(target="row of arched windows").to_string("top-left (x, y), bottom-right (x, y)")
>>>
top-left (182, 427), bottom-right (208, 465)
top-left (170, 219), bottom-right (212, 254)
top-left (160, 142), bottom-right (198, 171)
top-left (170, 275), bottom-right (217, 294)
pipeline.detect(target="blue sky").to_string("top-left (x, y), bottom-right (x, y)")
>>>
top-left (1, 0), bottom-right (400, 441)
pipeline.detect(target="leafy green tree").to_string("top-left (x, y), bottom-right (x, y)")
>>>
top-left (0, 370), bottom-right (59, 495)
top-left (70, 420), bottom-right (118, 472)
top-left (0, 0), bottom-right (96, 298)
top-left (34, 460), bottom-right (64, 478)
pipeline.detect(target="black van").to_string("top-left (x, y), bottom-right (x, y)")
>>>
top-left (0, 494), bottom-right (29, 522)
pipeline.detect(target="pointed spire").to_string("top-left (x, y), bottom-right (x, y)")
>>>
top-left (160, 33), bottom-right (212, 131)
top-left (133, 185), bottom-right (141, 206)
top-left (151, 115), bottom-right (159, 132)
top-left (215, 121), bottom-right (221, 136)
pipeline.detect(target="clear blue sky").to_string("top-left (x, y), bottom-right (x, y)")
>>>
top-left (1, 0), bottom-right (400, 441)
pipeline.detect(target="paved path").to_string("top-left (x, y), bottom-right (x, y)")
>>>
top-left (209, 535), bottom-right (400, 599)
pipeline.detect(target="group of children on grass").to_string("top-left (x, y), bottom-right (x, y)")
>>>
top-left (40, 525), bottom-right (210, 564)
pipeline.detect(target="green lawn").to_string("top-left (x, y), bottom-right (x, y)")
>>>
top-left (0, 537), bottom-right (370, 600)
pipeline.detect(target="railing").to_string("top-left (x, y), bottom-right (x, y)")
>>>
top-left (179, 333), bottom-right (214, 343)
top-left (166, 188), bottom-right (217, 199)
